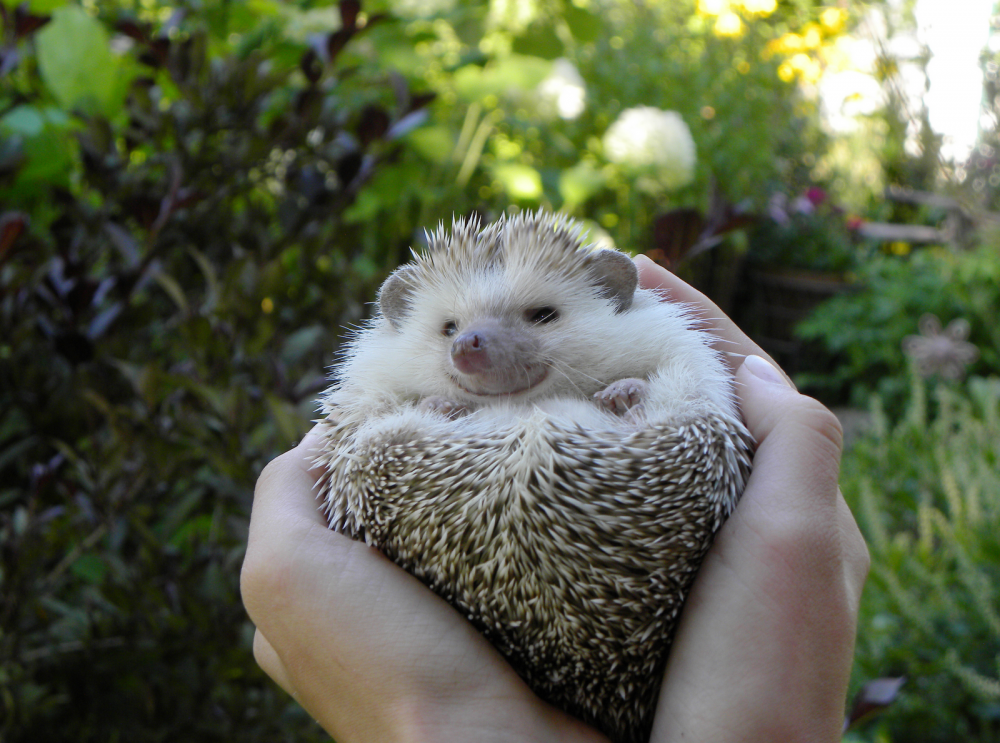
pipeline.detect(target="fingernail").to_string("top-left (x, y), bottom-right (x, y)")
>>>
top-left (743, 354), bottom-right (789, 386)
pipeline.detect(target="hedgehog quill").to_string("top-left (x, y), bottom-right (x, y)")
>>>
top-left (315, 211), bottom-right (753, 743)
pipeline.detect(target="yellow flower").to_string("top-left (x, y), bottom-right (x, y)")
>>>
top-left (738, 0), bottom-right (776, 15)
top-left (714, 10), bottom-right (742, 36)
top-left (697, 0), bottom-right (728, 16)
top-left (821, 7), bottom-right (846, 32)
top-left (767, 32), bottom-right (803, 57)
top-left (802, 23), bottom-right (822, 48)
top-left (789, 52), bottom-right (822, 83)
top-left (777, 61), bottom-right (795, 82)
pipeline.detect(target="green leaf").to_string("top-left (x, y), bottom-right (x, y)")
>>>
top-left (1, 0), bottom-right (67, 10)
top-left (0, 105), bottom-right (76, 185)
top-left (492, 163), bottom-right (543, 200)
top-left (35, 6), bottom-right (125, 117)
top-left (280, 325), bottom-right (324, 366)
top-left (406, 125), bottom-right (455, 164)
top-left (70, 554), bottom-right (107, 584)
top-left (453, 55), bottom-right (552, 102)
top-left (511, 23), bottom-right (564, 60)
top-left (559, 161), bottom-right (606, 207)
top-left (563, 4), bottom-right (603, 43)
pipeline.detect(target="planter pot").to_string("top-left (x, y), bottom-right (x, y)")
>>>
top-left (746, 266), bottom-right (857, 372)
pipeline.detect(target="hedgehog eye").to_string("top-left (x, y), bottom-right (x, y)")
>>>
top-left (526, 307), bottom-right (559, 324)
top-left (442, 320), bottom-right (458, 337)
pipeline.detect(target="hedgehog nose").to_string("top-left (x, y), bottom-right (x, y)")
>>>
top-left (451, 331), bottom-right (491, 374)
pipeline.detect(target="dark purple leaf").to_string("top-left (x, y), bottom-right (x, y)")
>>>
top-left (67, 278), bottom-right (99, 315)
top-left (172, 187), bottom-right (204, 211)
top-left (386, 109), bottom-right (428, 141)
top-left (845, 677), bottom-right (906, 731)
top-left (294, 86), bottom-right (323, 120)
top-left (116, 19), bottom-right (150, 43)
top-left (335, 151), bottom-right (363, 185)
top-left (14, 7), bottom-right (51, 40)
top-left (357, 105), bottom-right (390, 146)
top-left (104, 222), bottom-right (141, 266)
top-left (649, 208), bottom-right (704, 270)
top-left (0, 211), bottom-right (28, 264)
top-left (340, 0), bottom-right (361, 30)
top-left (54, 330), bottom-right (94, 364)
top-left (300, 47), bottom-right (322, 83)
top-left (326, 28), bottom-right (353, 63)
top-left (409, 91), bottom-right (437, 112)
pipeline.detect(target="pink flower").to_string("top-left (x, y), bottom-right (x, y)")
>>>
top-left (805, 187), bottom-right (827, 206)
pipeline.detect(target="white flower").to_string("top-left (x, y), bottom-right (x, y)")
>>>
top-left (602, 107), bottom-right (696, 189)
top-left (535, 58), bottom-right (586, 120)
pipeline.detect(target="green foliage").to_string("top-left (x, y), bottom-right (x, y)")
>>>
top-left (844, 375), bottom-right (1000, 742)
top-left (367, 0), bottom-right (833, 254)
top-left (0, 0), bottom-right (874, 739)
top-left (747, 188), bottom-right (867, 273)
top-left (796, 243), bottom-right (1000, 409)
top-left (1, 1), bottom-right (434, 739)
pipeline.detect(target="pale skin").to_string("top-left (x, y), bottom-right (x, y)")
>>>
top-left (240, 255), bottom-right (870, 743)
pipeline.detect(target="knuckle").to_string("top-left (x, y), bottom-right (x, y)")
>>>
top-left (793, 396), bottom-right (845, 454)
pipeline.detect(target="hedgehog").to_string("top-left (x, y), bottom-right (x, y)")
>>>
top-left (314, 211), bottom-right (753, 743)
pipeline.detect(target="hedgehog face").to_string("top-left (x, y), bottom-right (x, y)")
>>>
top-left (370, 212), bottom-right (645, 406)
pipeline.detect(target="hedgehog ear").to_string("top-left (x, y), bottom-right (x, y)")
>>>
top-left (378, 265), bottom-right (418, 329)
top-left (585, 249), bottom-right (638, 313)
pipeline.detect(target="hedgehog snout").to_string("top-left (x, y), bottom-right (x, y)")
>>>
top-left (449, 320), bottom-right (545, 391)
top-left (451, 330), bottom-right (491, 374)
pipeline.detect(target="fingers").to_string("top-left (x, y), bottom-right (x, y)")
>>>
top-left (253, 629), bottom-right (296, 698)
top-left (652, 356), bottom-right (866, 742)
top-left (634, 255), bottom-right (794, 387)
top-left (249, 427), bottom-right (329, 533)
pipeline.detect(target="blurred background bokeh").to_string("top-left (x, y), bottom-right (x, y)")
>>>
top-left (2, 0), bottom-right (999, 740)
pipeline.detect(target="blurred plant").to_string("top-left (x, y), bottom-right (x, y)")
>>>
top-left (379, 0), bottom-right (849, 254)
top-left (796, 240), bottom-right (1000, 410)
top-left (747, 186), bottom-right (865, 273)
top-left (903, 314), bottom-right (980, 381)
top-left (0, 1), bottom-right (435, 739)
top-left (843, 374), bottom-right (1000, 742)
top-left (602, 106), bottom-right (696, 191)
top-left (534, 57), bottom-right (586, 121)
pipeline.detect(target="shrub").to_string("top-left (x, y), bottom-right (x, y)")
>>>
top-left (843, 374), bottom-right (1000, 741)
top-left (796, 242), bottom-right (1000, 410)
top-left (0, 2), bottom-right (433, 739)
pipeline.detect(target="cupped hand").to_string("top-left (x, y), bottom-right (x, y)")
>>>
top-left (636, 255), bottom-right (869, 742)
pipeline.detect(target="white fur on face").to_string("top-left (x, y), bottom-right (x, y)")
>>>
top-left (326, 231), bottom-right (734, 434)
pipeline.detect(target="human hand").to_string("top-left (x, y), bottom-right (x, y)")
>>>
top-left (240, 427), bottom-right (610, 743)
top-left (635, 255), bottom-right (870, 742)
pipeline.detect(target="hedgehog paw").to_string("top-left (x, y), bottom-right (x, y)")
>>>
top-left (595, 378), bottom-right (648, 416)
top-left (419, 396), bottom-right (469, 419)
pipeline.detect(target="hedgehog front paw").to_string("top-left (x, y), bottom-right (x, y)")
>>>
top-left (419, 396), bottom-right (469, 419)
top-left (595, 378), bottom-right (648, 416)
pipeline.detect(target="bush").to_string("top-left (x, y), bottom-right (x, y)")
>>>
top-left (843, 374), bottom-right (1000, 742)
top-left (796, 242), bottom-right (1000, 410)
top-left (1, 2), bottom-right (433, 739)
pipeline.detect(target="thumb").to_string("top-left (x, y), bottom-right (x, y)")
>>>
top-left (735, 355), bottom-right (844, 520)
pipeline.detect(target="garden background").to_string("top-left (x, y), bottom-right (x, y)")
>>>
top-left (2, 0), bottom-right (999, 740)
